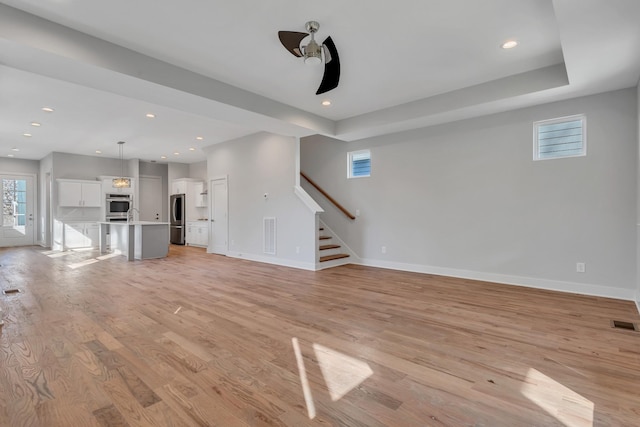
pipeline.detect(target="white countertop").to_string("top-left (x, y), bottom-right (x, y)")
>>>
top-left (98, 221), bottom-right (169, 225)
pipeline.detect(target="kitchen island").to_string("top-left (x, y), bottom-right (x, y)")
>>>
top-left (99, 221), bottom-right (170, 261)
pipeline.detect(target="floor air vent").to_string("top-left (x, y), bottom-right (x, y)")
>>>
top-left (610, 320), bottom-right (638, 331)
top-left (2, 288), bottom-right (21, 295)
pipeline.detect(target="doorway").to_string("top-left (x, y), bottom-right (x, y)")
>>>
top-left (0, 174), bottom-right (35, 247)
top-left (139, 175), bottom-right (163, 222)
top-left (209, 177), bottom-right (228, 255)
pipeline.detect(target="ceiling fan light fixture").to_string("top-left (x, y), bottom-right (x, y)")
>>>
top-left (303, 39), bottom-right (322, 65)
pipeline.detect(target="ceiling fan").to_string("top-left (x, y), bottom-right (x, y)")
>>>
top-left (278, 21), bottom-right (340, 95)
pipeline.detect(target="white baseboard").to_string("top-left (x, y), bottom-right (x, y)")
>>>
top-left (226, 251), bottom-right (317, 271)
top-left (357, 257), bottom-right (636, 302)
top-left (635, 295), bottom-right (640, 315)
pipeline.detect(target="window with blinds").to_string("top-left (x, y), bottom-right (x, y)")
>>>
top-left (534, 114), bottom-right (586, 160)
top-left (348, 150), bottom-right (371, 178)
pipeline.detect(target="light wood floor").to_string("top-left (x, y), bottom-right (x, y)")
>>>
top-left (1, 245), bottom-right (639, 426)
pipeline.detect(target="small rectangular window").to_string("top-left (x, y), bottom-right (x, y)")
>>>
top-left (534, 114), bottom-right (586, 160)
top-left (348, 150), bottom-right (371, 178)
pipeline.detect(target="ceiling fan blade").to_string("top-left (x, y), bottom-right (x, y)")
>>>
top-left (278, 31), bottom-right (308, 57)
top-left (316, 36), bottom-right (340, 95)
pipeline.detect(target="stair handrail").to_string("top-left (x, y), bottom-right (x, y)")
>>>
top-left (300, 172), bottom-right (356, 220)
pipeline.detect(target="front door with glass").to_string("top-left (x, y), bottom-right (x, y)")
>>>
top-left (1, 175), bottom-right (35, 247)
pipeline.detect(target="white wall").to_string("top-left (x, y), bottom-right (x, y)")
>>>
top-left (205, 132), bottom-right (317, 269)
top-left (302, 89), bottom-right (638, 300)
top-left (0, 158), bottom-right (39, 175)
top-left (168, 163), bottom-right (189, 192)
top-left (189, 161), bottom-right (207, 181)
top-left (637, 82), bottom-right (640, 311)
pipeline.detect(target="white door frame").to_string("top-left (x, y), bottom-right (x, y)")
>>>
top-left (0, 173), bottom-right (36, 247)
top-left (209, 176), bottom-right (228, 255)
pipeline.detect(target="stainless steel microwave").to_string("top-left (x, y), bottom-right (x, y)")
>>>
top-left (106, 194), bottom-right (132, 218)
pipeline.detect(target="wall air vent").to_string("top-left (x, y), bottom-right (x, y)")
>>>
top-left (263, 217), bottom-right (276, 255)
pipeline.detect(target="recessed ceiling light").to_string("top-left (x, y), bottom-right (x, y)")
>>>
top-left (189, 147), bottom-right (196, 151)
top-left (23, 133), bottom-right (32, 137)
top-left (42, 107), bottom-right (54, 112)
top-left (7, 154), bottom-right (14, 157)
top-left (173, 152), bottom-right (180, 155)
top-left (31, 122), bottom-right (41, 127)
top-left (196, 136), bottom-right (204, 140)
top-left (146, 113), bottom-right (156, 118)
top-left (11, 148), bottom-right (19, 152)
top-left (161, 155), bottom-right (167, 159)
top-left (95, 150), bottom-right (102, 154)
top-left (501, 40), bottom-right (518, 49)
top-left (321, 100), bottom-right (331, 106)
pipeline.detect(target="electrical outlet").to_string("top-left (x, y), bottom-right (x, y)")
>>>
top-left (296, 246), bottom-right (300, 254)
top-left (576, 262), bottom-right (586, 273)
top-left (355, 209), bottom-right (360, 217)
top-left (381, 246), bottom-right (386, 254)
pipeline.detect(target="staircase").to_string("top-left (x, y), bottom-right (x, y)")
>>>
top-left (318, 226), bottom-right (350, 268)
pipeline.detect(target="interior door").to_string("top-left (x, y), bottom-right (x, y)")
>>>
top-left (209, 177), bottom-right (228, 255)
top-left (1, 174), bottom-right (35, 247)
top-left (139, 176), bottom-right (163, 221)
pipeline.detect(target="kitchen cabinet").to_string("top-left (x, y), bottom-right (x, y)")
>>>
top-left (172, 179), bottom-right (189, 195)
top-left (186, 221), bottom-right (208, 247)
top-left (63, 222), bottom-right (99, 249)
top-left (58, 180), bottom-right (102, 207)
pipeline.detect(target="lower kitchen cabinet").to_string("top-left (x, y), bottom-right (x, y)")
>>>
top-left (63, 222), bottom-right (100, 249)
top-left (186, 221), bottom-right (208, 247)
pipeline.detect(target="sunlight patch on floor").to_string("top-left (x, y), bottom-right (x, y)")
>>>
top-left (292, 338), bottom-right (316, 419)
top-left (313, 343), bottom-right (373, 402)
top-left (46, 251), bottom-right (74, 258)
top-left (68, 259), bottom-right (100, 269)
top-left (521, 368), bottom-right (594, 427)
top-left (96, 251), bottom-right (122, 260)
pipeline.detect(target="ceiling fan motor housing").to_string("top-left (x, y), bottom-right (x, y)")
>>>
top-left (304, 39), bottom-right (322, 64)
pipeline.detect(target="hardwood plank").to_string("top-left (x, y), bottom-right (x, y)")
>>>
top-left (0, 245), bottom-right (639, 426)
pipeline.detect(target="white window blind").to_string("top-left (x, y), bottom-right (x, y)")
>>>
top-left (534, 115), bottom-right (586, 160)
top-left (348, 150), bottom-right (371, 178)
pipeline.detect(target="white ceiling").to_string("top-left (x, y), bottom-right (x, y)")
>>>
top-left (0, 0), bottom-right (639, 163)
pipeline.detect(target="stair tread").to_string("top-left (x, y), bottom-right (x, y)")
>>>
top-left (319, 253), bottom-right (350, 262)
top-left (319, 244), bottom-right (341, 250)
top-left (319, 235), bottom-right (332, 240)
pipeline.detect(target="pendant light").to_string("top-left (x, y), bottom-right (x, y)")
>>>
top-left (112, 141), bottom-right (131, 188)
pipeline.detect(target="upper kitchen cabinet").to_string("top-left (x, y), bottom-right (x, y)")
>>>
top-left (171, 178), bottom-right (189, 195)
top-left (58, 179), bottom-right (102, 207)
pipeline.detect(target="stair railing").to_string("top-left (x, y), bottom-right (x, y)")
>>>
top-left (300, 172), bottom-right (356, 220)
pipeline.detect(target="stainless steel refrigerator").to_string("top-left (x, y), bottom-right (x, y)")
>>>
top-left (170, 194), bottom-right (185, 244)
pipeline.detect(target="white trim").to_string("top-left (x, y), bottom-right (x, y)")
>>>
top-left (227, 250), bottom-right (316, 271)
top-left (294, 185), bottom-right (323, 213)
top-left (318, 220), bottom-right (359, 265)
top-left (356, 258), bottom-right (635, 301)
